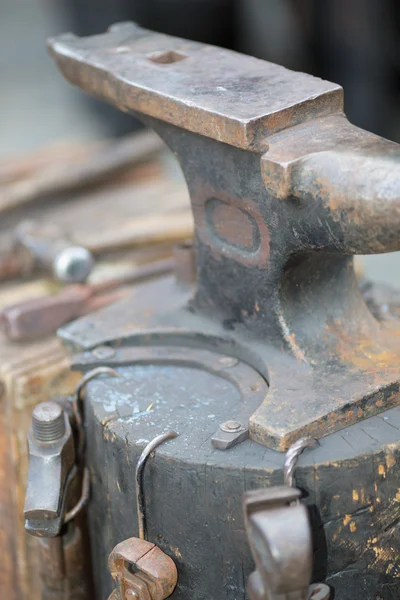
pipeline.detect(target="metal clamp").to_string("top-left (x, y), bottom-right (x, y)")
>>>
top-left (108, 432), bottom-right (178, 600)
top-left (244, 439), bottom-right (330, 600)
top-left (24, 367), bottom-right (120, 537)
top-left (24, 401), bottom-right (76, 537)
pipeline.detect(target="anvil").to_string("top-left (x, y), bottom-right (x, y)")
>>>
top-left (49, 22), bottom-right (400, 451)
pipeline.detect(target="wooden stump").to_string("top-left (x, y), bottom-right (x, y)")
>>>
top-left (83, 357), bottom-right (400, 600)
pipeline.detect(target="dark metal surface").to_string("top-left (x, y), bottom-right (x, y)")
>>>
top-left (46, 22), bottom-right (400, 600)
top-left (24, 399), bottom-right (94, 599)
top-left (50, 23), bottom-right (400, 450)
top-left (244, 486), bottom-right (312, 600)
top-left (24, 402), bottom-right (76, 537)
top-left (243, 440), bottom-right (330, 600)
top-left (244, 486), bottom-right (330, 600)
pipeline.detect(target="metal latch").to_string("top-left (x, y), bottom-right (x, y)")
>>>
top-left (24, 367), bottom-right (119, 599)
top-left (108, 433), bottom-right (178, 600)
top-left (244, 439), bottom-right (331, 600)
top-left (24, 400), bottom-right (76, 537)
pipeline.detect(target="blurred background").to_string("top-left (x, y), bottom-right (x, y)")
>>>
top-left (1, 0), bottom-right (400, 284)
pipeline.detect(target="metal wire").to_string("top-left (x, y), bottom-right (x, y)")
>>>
top-left (136, 431), bottom-right (177, 540)
top-left (73, 366), bottom-right (120, 459)
top-left (283, 437), bottom-right (319, 488)
top-left (64, 467), bottom-right (90, 524)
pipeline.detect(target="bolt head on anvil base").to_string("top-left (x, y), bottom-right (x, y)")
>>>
top-left (50, 23), bottom-right (400, 450)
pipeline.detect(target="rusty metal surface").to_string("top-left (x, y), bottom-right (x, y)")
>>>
top-left (109, 538), bottom-right (178, 600)
top-left (107, 431), bottom-right (178, 599)
top-left (48, 22), bottom-right (342, 152)
top-left (50, 23), bottom-right (400, 451)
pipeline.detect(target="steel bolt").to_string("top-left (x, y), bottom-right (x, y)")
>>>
top-left (220, 420), bottom-right (242, 432)
top-left (32, 401), bottom-right (65, 442)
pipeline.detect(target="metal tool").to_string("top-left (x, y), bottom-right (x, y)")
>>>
top-left (24, 369), bottom-right (120, 599)
top-left (46, 22), bottom-right (400, 600)
top-left (244, 486), bottom-right (313, 600)
top-left (23, 398), bottom-right (91, 599)
top-left (244, 439), bottom-right (330, 600)
top-left (24, 400), bottom-right (76, 538)
top-left (49, 22), bottom-right (400, 452)
top-left (108, 432), bottom-right (178, 600)
top-left (1, 257), bottom-right (175, 341)
top-left (15, 220), bottom-right (94, 283)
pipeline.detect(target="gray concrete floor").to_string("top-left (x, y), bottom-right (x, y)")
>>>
top-left (0, 0), bottom-right (399, 287)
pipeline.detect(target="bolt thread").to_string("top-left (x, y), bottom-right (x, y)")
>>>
top-left (32, 402), bottom-right (65, 442)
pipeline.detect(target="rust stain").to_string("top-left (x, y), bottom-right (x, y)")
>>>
top-left (286, 332), bottom-right (306, 362)
top-left (352, 490), bottom-right (359, 502)
top-left (378, 464), bottom-right (386, 478)
top-left (349, 522), bottom-right (357, 533)
top-left (211, 201), bottom-right (257, 251)
top-left (170, 545), bottom-right (182, 559)
top-left (386, 454), bottom-right (396, 470)
top-left (324, 318), bottom-right (400, 381)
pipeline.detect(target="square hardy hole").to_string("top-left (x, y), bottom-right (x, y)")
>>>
top-left (147, 50), bottom-right (188, 64)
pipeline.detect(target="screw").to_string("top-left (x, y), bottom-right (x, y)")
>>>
top-left (220, 420), bottom-right (243, 433)
top-left (218, 356), bottom-right (238, 368)
top-left (92, 345), bottom-right (116, 360)
top-left (32, 401), bottom-right (65, 442)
